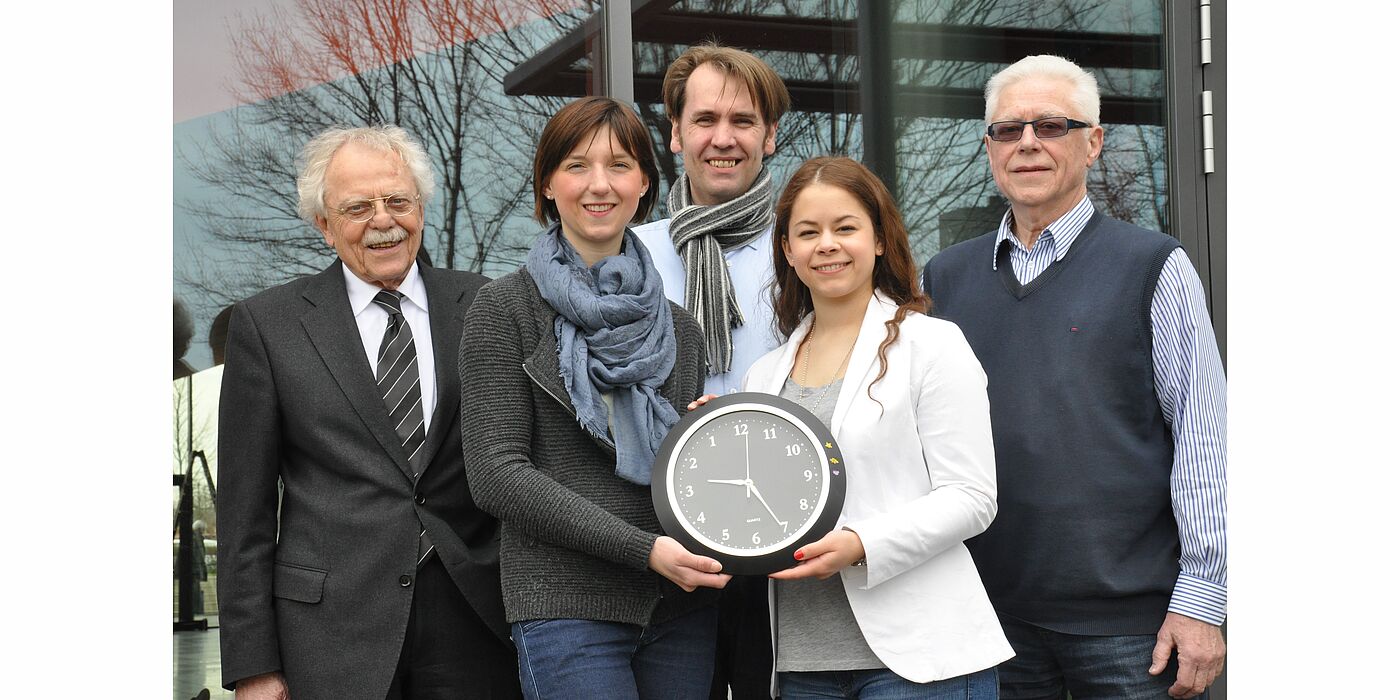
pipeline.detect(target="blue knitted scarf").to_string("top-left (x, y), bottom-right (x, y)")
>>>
top-left (526, 224), bottom-right (679, 485)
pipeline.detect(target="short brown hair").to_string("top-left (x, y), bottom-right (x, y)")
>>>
top-left (533, 97), bottom-right (661, 225)
top-left (662, 43), bottom-right (791, 127)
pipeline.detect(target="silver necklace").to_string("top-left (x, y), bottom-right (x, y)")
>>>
top-left (798, 318), bottom-right (858, 411)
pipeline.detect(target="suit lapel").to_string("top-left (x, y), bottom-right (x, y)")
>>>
top-left (829, 293), bottom-right (892, 440)
top-left (301, 262), bottom-right (417, 482)
top-left (416, 265), bottom-right (468, 476)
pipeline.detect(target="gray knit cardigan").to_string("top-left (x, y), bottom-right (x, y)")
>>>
top-left (459, 266), bottom-right (719, 626)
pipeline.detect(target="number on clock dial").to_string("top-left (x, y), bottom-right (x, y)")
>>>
top-left (671, 410), bottom-right (826, 551)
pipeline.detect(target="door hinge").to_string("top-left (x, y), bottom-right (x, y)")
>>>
top-left (1202, 90), bottom-right (1215, 174)
top-left (1198, 0), bottom-right (1209, 63)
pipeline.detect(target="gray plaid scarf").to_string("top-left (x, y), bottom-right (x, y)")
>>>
top-left (666, 166), bottom-right (775, 375)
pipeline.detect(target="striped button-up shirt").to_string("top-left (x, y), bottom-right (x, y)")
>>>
top-left (993, 195), bottom-right (1228, 626)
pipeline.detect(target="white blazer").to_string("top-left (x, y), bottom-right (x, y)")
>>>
top-left (744, 292), bottom-right (1014, 683)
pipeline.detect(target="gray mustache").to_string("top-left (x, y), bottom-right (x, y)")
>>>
top-left (363, 226), bottom-right (407, 247)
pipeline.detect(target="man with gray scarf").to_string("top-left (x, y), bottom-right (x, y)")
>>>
top-left (633, 43), bottom-right (790, 700)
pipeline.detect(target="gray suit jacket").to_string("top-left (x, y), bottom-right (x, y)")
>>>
top-left (216, 261), bottom-right (507, 699)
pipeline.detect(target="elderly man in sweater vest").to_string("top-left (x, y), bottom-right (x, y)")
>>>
top-left (922, 55), bottom-right (1227, 700)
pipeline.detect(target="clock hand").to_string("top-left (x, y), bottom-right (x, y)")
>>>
top-left (706, 479), bottom-right (750, 486)
top-left (744, 432), bottom-right (752, 499)
top-left (746, 480), bottom-right (788, 530)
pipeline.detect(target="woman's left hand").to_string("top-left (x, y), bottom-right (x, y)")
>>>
top-left (768, 528), bottom-right (865, 581)
top-left (686, 393), bottom-right (720, 411)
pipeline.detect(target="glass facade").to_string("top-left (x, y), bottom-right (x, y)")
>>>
top-left (173, 0), bottom-right (1202, 372)
top-left (608, 0), bottom-right (1169, 263)
top-left (172, 1), bottom-right (1220, 693)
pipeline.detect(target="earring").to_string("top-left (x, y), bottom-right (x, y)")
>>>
top-left (545, 194), bottom-right (554, 200)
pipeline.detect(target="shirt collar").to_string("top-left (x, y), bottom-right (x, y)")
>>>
top-left (342, 260), bottom-right (427, 316)
top-left (991, 195), bottom-right (1095, 270)
top-left (738, 224), bottom-right (773, 251)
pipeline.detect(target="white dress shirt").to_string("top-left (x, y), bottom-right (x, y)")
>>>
top-left (633, 219), bottom-right (781, 396)
top-left (342, 262), bottom-right (436, 431)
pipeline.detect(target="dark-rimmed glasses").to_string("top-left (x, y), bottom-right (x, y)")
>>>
top-left (986, 117), bottom-right (1092, 142)
top-left (333, 193), bottom-right (421, 223)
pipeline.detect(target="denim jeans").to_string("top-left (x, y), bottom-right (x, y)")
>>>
top-left (511, 605), bottom-right (718, 700)
top-left (779, 667), bottom-right (998, 700)
top-left (997, 615), bottom-right (1207, 700)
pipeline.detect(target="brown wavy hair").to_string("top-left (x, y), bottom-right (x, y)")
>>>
top-left (772, 156), bottom-right (929, 398)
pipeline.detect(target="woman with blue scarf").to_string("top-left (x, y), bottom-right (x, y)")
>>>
top-left (460, 97), bottom-right (730, 700)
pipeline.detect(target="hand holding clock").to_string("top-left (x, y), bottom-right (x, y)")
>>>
top-left (685, 394), bottom-right (721, 411)
top-left (648, 535), bottom-right (733, 592)
top-left (768, 527), bottom-right (865, 581)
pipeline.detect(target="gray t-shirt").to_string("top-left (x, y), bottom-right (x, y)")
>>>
top-left (775, 377), bottom-right (884, 672)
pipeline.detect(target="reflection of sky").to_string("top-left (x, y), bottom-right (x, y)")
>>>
top-left (175, 0), bottom-right (591, 123)
top-left (174, 0), bottom-right (297, 123)
top-left (175, 0), bottom-right (304, 369)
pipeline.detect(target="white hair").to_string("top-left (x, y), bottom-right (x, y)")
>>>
top-left (295, 125), bottom-right (435, 223)
top-left (984, 55), bottom-right (1100, 125)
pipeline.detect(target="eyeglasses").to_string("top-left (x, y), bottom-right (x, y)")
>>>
top-left (986, 117), bottom-right (1092, 142)
top-left (333, 193), bottom-right (421, 223)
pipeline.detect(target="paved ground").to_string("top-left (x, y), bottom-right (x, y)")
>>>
top-left (173, 627), bottom-right (230, 700)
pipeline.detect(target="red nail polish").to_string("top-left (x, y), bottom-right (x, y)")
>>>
top-left (794, 551), bottom-right (804, 561)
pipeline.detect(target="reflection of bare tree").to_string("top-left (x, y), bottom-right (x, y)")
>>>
top-left (632, 0), bottom-right (1156, 258)
top-left (1093, 123), bottom-right (1168, 230)
top-left (179, 0), bottom-right (595, 305)
top-left (1084, 3), bottom-right (1168, 232)
top-left (888, 0), bottom-right (1038, 255)
top-left (891, 0), bottom-right (1168, 254)
top-left (179, 0), bottom-right (1173, 306)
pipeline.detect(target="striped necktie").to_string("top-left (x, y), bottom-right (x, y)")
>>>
top-left (372, 290), bottom-right (433, 566)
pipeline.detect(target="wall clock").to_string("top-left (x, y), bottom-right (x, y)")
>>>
top-left (652, 392), bottom-right (846, 575)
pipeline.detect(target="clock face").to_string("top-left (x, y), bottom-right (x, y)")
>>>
top-left (653, 393), bottom-right (845, 574)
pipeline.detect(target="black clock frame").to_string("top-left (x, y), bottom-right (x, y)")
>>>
top-left (651, 391), bottom-right (847, 575)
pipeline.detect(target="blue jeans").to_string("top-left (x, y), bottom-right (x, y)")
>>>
top-left (780, 668), bottom-right (998, 700)
top-left (511, 605), bottom-right (718, 700)
top-left (997, 615), bottom-right (1207, 700)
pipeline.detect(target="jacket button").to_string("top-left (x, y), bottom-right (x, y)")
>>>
top-left (414, 493), bottom-right (426, 505)
top-left (399, 574), bottom-right (412, 587)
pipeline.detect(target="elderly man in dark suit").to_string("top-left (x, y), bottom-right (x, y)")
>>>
top-left (216, 125), bottom-right (519, 700)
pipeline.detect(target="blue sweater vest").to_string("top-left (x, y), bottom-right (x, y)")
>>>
top-left (922, 211), bottom-right (1181, 635)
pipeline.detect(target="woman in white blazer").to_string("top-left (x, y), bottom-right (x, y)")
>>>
top-left (723, 156), bottom-right (1012, 699)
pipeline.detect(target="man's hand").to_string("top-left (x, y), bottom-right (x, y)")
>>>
top-left (1149, 612), bottom-right (1225, 699)
top-left (235, 671), bottom-right (289, 700)
top-left (768, 528), bottom-right (864, 581)
top-left (648, 535), bottom-right (732, 591)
